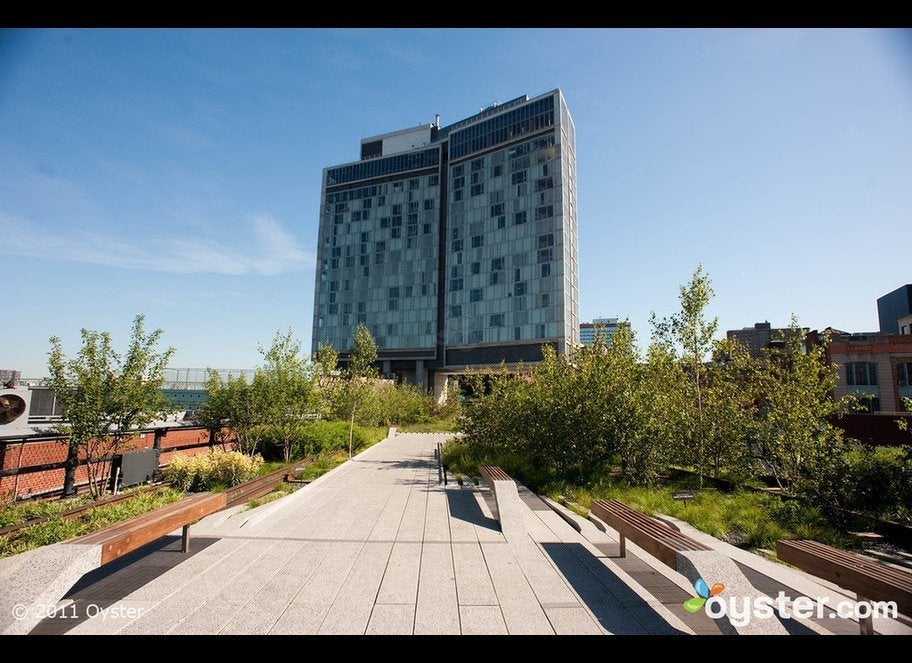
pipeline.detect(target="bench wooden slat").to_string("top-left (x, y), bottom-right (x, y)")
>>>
top-left (782, 540), bottom-right (912, 588)
top-left (591, 498), bottom-right (709, 569)
top-left (479, 465), bottom-right (513, 484)
top-left (777, 539), bottom-right (912, 617)
top-left (72, 492), bottom-right (227, 564)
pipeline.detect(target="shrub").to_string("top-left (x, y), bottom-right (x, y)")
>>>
top-left (164, 451), bottom-right (263, 491)
top-left (292, 420), bottom-right (386, 456)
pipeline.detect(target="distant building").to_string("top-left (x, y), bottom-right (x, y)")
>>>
top-left (579, 318), bottom-right (622, 346)
top-left (159, 367), bottom-right (257, 413)
top-left (312, 89), bottom-right (579, 397)
top-left (823, 329), bottom-right (912, 413)
top-left (899, 314), bottom-right (912, 336)
top-left (726, 322), bottom-right (807, 359)
top-left (877, 284), bottom-right (912, 334)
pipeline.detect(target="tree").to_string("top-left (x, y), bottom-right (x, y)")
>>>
top-left (753, 318), bottom-right (850, 491)
top-left (341, 323), bottom-right (378, 458)
top-left (199, 370), bottom-right (270, 457)
top-left (702, 337), bottom-right (757, 480)
top-left (47, 314), bottom-right (175, 499)
top-left (652, 265), bottom-right (718, 487)
top-left (259, 328), bottom-right (317, 462)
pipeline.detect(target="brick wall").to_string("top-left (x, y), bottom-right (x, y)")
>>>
top-left (0, 426), bottom-right (233, 500)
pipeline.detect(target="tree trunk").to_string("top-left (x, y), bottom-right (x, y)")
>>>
top-left (348, 405), bottom-right (356, 458)
top-left (61, 441), bottom-right (79, 498)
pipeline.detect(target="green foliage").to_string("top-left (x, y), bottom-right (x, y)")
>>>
top-left (0, 488), bottom-right (183, 559)
top-left (198, 369), bottom-right (271, 456)
top-left (650, 265), bottom-right (718, 487)
top-left (163, 451), bottom-right (263, 491)
top-left (46, 314), bottom-right (176, 499)
top-left (313, 342), bottom-right (339, 377)
top-left (258, 328), bottom-right (320, 462)
top-left (344, 382), bottom-right (434, 427)
top-left (261, 420), bottom-right (387, 459)
top-left (832, 445), bottom-right (912, 524)
top-left (348, 322), bottom-right (378, 377)
top-left (753, 317), bottom-right (850, 490)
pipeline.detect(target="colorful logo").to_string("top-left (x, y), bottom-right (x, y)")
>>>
top-left (683, 578), bottom-right (725, 613)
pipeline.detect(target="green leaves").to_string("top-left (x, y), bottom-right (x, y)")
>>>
top-left (45, 314), bottom-right (175, 499)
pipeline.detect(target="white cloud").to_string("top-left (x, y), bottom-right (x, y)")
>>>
top-left (0, 212), bottom-right (314, 276)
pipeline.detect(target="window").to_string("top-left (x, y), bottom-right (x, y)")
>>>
top-left (375, 241), bottom-right (386, 253)
top-left (493, 164), bottom-right (502, 177)
top-left (897, 362), bottom-right (912, 386)
top-left (451, 239), bottom-right (463, 252)
top-left (452, 176), bottom-right (464, 189)
top-left (540, 263), bottom-right (551, 277)
top-left (514, 211), bottom-right (527, 225)
top-left (470, 288), bottom-right (483, 302)
top-left (535, 177), bottom-right (553, 192)
top-left (471, 183), bottom-right (484, 196)
top-left (388, 299), bottom-right (398, 311)
top-left (409, 201), bottom-right (420, 212)
top-left (471, 261), bottom-right (481, 275)
top-left (514, 282), bottom-right (526, 297)
top-left (389, 287), bottom-right (400, 298)
top-left (375, 253), bottom-right (384, 264)
top-left (490, 203), bottom-right (504, 217)
top-left (428, 174), bottom-right (438, 186)
top-left (392, 204), bottom-right (402, 215)
top-left (512, 171), bottom-right (527, 185)
top-left (497, 216), bottom-right (506, 229)
top-left (391, 227), bottom-right (401, 238)
top-left (409, 178), bottom-right (419, 190)
top-left (358, 302), bottom-right (366, 313)
top-left (471, 158), bottom-right (484, 171)
top-left (535, 204), bottom-right (553, 220)
top-left (452, 189), bottom-right (463, 202)
top-left (856, 395), bottom-right (882, 413)
top-left (380, 217), bottom-right (390, 229)
top-left (846, 362), bottom-right (878, 386)
top-left (490, 314), bottom-right (504, 328)
top-left (538, 233), bottom-right (555, 248)
top-left (491, 257), bottom-right (504, 271)
top-left (514, 327), bottom-right (522, 340)
top-left (423, 223), bottom-right (431, 234)
top-left (450, 278), bottom-right (464, 291)
top-left (424, 199), bottom-right (434, 211)
top-left (452, 164), bottom-right (463, 177)
top-left (449, 305), bottom-right (462, 318)
top-left (538, 248), bottom-right (553, 263)
top-left (471, 235), bottom-right (484, 248)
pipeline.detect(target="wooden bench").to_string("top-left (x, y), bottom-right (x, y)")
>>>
top-left (72, 491), bottom-right (227, 564)
top-left (478, 465), bottom-right (513, 485)
top-left (477, 465), bottom-right (528, 541)
top-left (590, 498), bottom-right (710, 569)
top-left (777, 539), bottom-right (912, 635)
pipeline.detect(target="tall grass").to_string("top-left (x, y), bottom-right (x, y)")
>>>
top-left (0, 487), bottom-right (184, 559)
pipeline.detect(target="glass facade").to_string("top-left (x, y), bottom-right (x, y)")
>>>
top-left (312, 89), bottom-right (579, 376)
top-left (315, 170), bottom-right (440, 353)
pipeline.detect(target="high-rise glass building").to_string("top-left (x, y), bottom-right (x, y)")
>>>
top-left (312, 89), bottom-right (579, 395)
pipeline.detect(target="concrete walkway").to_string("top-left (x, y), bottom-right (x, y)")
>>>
top-left (37, 433), bottom-right (693, 635)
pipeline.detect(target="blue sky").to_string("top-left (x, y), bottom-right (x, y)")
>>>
top-left (2, 28), bottom-right (910, 376)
